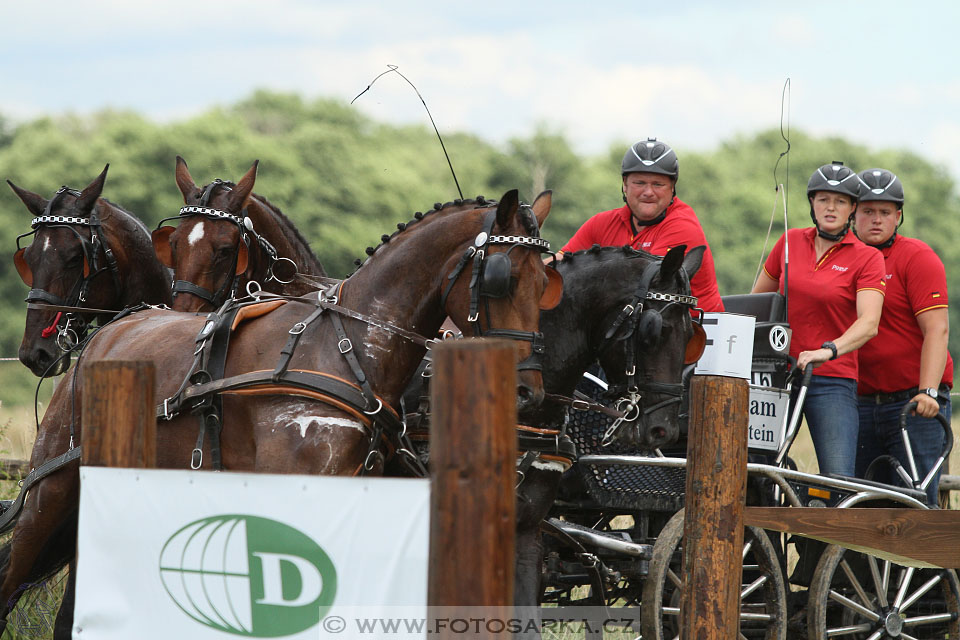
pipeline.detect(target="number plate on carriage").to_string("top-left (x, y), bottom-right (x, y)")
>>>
top-left (747, 384), bottom-right (789, 451)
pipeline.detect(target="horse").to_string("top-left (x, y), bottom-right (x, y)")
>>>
top-left (0, 189), bottom-right (560, 637)
top-left (10, 165), bottom-right (173, 377)
top-left (151, 156), bottom-right (326, 312)
top-left (399, 244), bottom-right (706, 622)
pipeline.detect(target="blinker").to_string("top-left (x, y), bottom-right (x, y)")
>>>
top-left (479, 252), bottom-right (512, 298)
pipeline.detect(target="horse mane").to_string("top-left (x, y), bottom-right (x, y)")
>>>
top-left (560, 244), bottom-right (660, 263)
top-left (351, 196), bottom-right (496, 273)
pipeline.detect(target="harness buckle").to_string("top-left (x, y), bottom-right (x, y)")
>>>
top-left (162, 398), bottom-right (172, 421)
top-left (625, 365), bottom-right (636, 377)
top-left (364, 449), bottom-right (384, 471)
top-left (338, 337), bottom-right (353, 354)
top-left (289, 322), bottom-right (307, 335)
top-left (467, 312), bottom-right (479, 322)
top-left (570, 399), bottom-right (591, 412)
top-left (362, 398), bottom-right (383, 416)
top-left (191, 448), bottom-right (203, 470)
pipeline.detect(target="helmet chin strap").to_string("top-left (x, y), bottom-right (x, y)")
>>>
top-left (626, 196), bottom-right (673, 229)
top-left (810, 206), bottom-right (852, 242)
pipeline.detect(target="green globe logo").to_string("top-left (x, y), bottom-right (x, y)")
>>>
top-left (159, 515), bottom-right (337, 637)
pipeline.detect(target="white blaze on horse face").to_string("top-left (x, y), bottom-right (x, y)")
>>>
top-left (43, 236), bottom-right (51, 252)
top-left (187, 220), bottom-right (206, 247)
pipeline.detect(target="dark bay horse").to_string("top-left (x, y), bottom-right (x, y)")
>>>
top-left (512, 244), bottom-right (706, 617)
top-left (10, 165), bottom-right (173, 377)
top-left (152, 157), bottom-right (326, 312)
top-left (0, 190), bottom-right (558, 637)
top-left (400, 244), bottom-right (705, 616)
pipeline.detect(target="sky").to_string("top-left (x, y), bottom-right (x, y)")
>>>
top-left (3, 1), bottom-right (960, 181)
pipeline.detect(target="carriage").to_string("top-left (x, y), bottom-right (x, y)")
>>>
top-left (538, 292), bottom-right (959, 640)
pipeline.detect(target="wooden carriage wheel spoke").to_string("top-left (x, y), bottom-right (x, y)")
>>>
top-left (666, 567), bottom-right (682, 590)
top-left (902, 611), bottom-right (955, 627)
top-left (899, 572), bottom-right (942, 612)
top-left (866, 555), bottom-right (888, 609)
top-left (828, 589), bottom-right (881, 621)
top-left (839, 558), bottom-right (875, 611)
top-left (892, 566), bottom-right (916, 610)
top-left (741, 573), bottom-right (769, 599)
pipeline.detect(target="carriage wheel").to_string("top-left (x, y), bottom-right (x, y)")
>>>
top-left (807, 543), bottom-right (960, 640)
top-left (640, 509), bottom-right (788, 640)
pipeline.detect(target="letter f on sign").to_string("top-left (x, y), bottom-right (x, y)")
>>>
top-left (727, 335), bottom-right (737, 354)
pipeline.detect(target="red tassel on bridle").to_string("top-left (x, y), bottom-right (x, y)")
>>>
top-left (41, 312), bottom-right (63, 339)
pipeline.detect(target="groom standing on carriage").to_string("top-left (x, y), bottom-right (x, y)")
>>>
top-left (556, 137), bottom-right (724, 312)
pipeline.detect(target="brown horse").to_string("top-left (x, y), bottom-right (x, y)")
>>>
top-left (0, 190), bottom-right (559, 637)
top-left (152, 157), bottom-right (326, 312)
top-left (10, 165), bottom-right (173, 377)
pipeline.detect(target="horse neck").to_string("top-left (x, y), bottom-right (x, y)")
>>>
top-left (338, 207), bottom-right (484, 402)
top-left (246, 195), bottom-right (325, 280)
top-left (101, 204), bottom-right (173, 307)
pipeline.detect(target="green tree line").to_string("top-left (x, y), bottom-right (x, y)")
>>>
top-left (2, 90), bottom-right (958, 375)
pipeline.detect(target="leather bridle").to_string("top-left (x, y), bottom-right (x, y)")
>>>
top-left (15, 186), bottom-right (122, 350)
top-left (156, 180), bottom-right (297, 307)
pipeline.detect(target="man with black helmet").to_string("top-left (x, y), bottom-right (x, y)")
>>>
top-left (752, 162), bottom-right (886, 476)
top-left (558, 138), bottom-right (724, 312)
top-left (854, 168), bottom-right (952, 504)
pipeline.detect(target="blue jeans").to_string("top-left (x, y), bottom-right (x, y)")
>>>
top-left (792, 375), bottom-right (859, 477)
top-left (856, 396), bottom-right (951, 505)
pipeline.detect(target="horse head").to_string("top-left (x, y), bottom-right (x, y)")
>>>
top-left (597, 245), bottom-right (706, 450)
top-left (443, 189), bottom-right (560, 415)
top-left (9, 165), bottom-right (167, 376)
top-left (153, 157), bottom-right (288, 312)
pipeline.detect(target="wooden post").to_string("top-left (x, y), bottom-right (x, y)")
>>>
top-left (428, 339), bottom-right (517, 631)
top-left (81, 360), bottom-right (156, 468)
top-left (680, 374), bottom-right (749, 639)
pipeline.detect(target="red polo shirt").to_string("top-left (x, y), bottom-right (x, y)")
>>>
top-left (762, 228), bottom-right (886, 380)
top-left (857, 235), bottom-right (953, 394)
top-left (561, 199), bottom-right (724, 312)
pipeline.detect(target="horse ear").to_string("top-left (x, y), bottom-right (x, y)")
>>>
top-left (175, 155), bottom-right (199, 201)
top-left (151, 226), bottom-right (176, 268)
top-left (531, 190), bottom-right (552, 227)
top-left (75, 164), bottom-right (108, 214)
top-left (235, 240), bottom-right (249, 275)
top-left (539, 265), bottom-right (564, 310)
top-left (227, 160), bottom-right (259, 213)
top-left (681, 245), bottom-right (705, 279)
top-left (7, 180), bottom-right (48, 216)
top-left (495, 188), bottom-right (520, 229)
top-left (659, 245), bottom-right (687, 281)
top-left (14, 248), bottom-right (33, 286)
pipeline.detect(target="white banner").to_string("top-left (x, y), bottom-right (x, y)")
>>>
top-left (74, 468), bottom-right (429, 640)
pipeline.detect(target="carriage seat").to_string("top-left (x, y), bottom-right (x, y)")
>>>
top-left (721, 292), bottom-right (785, 323)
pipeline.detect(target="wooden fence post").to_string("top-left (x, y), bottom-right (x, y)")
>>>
top-left (681, 374), bottom-right (749, 639)
top-left (428, 338), bottom-right (517, 633)
top-left (81, 360), bottom-right (156, 468)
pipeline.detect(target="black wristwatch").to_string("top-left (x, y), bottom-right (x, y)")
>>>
top-left (821, 341), bottom-right (838, 360)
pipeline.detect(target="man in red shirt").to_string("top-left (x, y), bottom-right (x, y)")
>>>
top-left (558, 138), bottom-right (724, 312)
top-left (854, 168), bottom-right (953, 504)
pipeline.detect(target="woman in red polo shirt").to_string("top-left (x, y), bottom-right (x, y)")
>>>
top-left (751, 163), bottom-right (886, 476)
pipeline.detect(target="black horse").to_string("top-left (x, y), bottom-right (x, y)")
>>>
top-left (401, 244), bottom-right (705, 624)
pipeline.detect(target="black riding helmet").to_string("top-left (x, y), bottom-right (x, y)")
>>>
top-left (856, 168), bottom-right (904, 248)
top-left (622, 138), bottom-right (679, 180)
top-left (807, 162), bottom-right (861, 242)
top-left (621, 138), bottom-right (678, 225)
